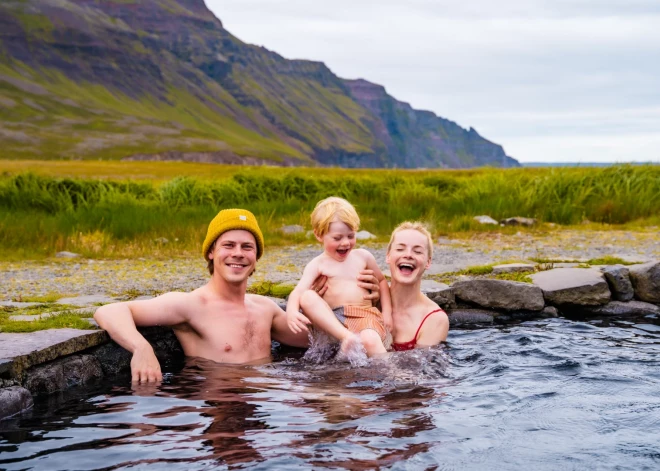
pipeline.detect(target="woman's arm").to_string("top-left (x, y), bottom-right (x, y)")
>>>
top-left (361, 250), bottom-right (393, 331)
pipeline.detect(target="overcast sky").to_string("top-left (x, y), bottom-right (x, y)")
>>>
top-left (206, 0), bottom-right (659, 163)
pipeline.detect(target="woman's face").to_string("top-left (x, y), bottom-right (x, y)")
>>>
top-left (386, 229), bottom-right (431, 284)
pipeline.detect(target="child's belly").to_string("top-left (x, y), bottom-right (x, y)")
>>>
top-left (323, 278), bottom-right (372, 309)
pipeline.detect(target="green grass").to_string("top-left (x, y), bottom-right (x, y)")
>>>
top-left (458, 264), bottom-right (495, 276)
top-left (493, 272), bottom-right (534, 283)
top-left (0, 163), bottom-right (658, 259)
top-left (0, 311), bottom-right (95, 333)
top-left (585, 256), bottom-right (636, 266)
top-left (11, 292), bottom-right (65, 303)
top-left (247, 281), bottom-right (295, 298)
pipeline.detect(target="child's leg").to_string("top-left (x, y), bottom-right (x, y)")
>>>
top-left (359, 329), bottom-right (387, 357)
top-left (300, 290), bottom-right (354, 344)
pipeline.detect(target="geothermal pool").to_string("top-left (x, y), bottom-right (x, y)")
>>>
top-left (1, 317), bottom-right (659, 470)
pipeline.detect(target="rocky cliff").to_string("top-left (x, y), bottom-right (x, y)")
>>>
top-left (0, 0), bottom-right (519, 168)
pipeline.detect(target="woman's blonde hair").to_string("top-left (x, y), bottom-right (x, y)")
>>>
top-left (311, 197), bottom-right (360, 236)
top-left (387, 221), bottom-right (434, 258)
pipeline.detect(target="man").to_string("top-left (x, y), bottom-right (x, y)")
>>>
top-left (95, 208), bottom-right (379, 382)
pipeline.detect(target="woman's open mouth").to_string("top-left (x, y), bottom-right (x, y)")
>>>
top-left (397, 263), bottom-right (415, 275)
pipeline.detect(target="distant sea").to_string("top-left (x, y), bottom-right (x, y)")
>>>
top-left (522, 162), bottom-right (659, 167)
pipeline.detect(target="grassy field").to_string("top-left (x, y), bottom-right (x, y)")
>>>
top-left (1, 161), bottom-right (658, 260)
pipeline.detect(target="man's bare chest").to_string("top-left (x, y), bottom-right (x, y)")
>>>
top-left (186, 308), bottom-right (272, 348)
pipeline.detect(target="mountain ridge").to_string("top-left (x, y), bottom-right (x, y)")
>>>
top-left (0, 0), bottom-right (519, 168)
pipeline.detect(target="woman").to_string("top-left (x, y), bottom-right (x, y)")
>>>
top-left (386, 222), bottom-right (449, 350)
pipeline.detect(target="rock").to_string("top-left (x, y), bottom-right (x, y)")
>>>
top-left (421, 280), bottom-right (455, 308)
top-left (541, 306), bottom-right (560, 317)
top-left (0, 359), bottom-right (12, 375)
top-left (496, 306), bottom-right (560, 323)
top-left (24, 354), bottom-right (103, 395)
top-left (500, 217), bottom-right (537, 227)
top-left (0, 386), bottom-right (33, 419)
top-left (629, 261), bottom-right (660, 303)
top-left (9, 313), bottom-right (54, 322)
top-left (0, 329), bottom-right (108, 379)
top-left (91, 326), bottom-right (183, 377)
top-left (91, 342), bottom-right (132, 377)
top-left (452, 279), bottom-right (545, 311)
top-left (551, 263), bottom-right (583, 268)
top-left (580, 301), bottom-right (660, 317)
top-left (473, 215), bottom-right (498, 225)
top-left (55, 251), bottom-right (80, 258)
top-left (492, 263), bottom-right (536, 274)
top-left (447, 309), bottom-right (495, 326)
top-left (279, 225), bottom-right (305, 234)
top-left (531, 268), bottom-right (611, 306)
top-left (0, 301), bottom-right (43, 308)
top-left (57, 295), bottom-right (117, 306)
top-left (153, 237), bottom-right (169, 244)
top-left (600, 266), bottom-right (634, 301)
top-left (355, 230), bottom-right (376, 240)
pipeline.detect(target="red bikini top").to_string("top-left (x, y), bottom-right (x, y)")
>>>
top-left (391, 309), bottom-right (444, 352)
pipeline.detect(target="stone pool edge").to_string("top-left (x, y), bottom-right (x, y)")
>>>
top-left (1, 261), bottom-right (658, 420)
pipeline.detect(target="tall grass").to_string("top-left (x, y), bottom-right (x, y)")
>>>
top-left (1, 165), bottom-right (658, 259)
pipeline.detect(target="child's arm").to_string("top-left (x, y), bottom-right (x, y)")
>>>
top-left (361, 250), bottom-right (393, 332)
top-left (286, 258), bottom-right (322, 334)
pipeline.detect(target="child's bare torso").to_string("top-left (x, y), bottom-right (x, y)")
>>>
top-left (317, 250), bottom-right (372, 309)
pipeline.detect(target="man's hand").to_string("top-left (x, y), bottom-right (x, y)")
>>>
top-left (358, 269), bottom-right (381, 301)
top-left (130, 344), bottom-right (162, 383)
top-left (287, 310), bottom-right (311, 334)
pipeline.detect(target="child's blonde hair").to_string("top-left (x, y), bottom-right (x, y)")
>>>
top-left (387, 221), bottom-right (434, 258)
top-left (311, 197), bottom-right (360, 236)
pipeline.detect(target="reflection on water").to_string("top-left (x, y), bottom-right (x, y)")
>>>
top-left (1, 316), bottom-right (659, 470)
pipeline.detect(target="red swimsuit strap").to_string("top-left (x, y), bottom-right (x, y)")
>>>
top-left (412, 309), bottom-right (444, 342)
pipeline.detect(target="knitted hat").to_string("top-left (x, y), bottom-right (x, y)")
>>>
top-left (202, 209), bottom-right (264, 261)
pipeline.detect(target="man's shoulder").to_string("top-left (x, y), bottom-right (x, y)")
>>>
top-left (246, 293), bottom-right (282, 312)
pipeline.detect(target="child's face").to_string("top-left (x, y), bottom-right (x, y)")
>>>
top-left (317, 220), bottom-right (356, 262)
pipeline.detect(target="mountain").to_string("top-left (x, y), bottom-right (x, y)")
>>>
top-left (0, 0), bottom-right (519, 168)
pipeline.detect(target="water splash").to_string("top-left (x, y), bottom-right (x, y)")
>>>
top-left (303, 330), bottom-right (368, 367)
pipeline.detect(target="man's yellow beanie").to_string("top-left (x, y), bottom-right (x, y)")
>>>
top-left (202, 209), bottom-right (264, 261)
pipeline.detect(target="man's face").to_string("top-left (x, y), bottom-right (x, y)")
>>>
top-left (208, 230), bottom-right (258, 283)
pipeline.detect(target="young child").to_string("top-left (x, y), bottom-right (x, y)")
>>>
top-left (286, 197), bottom-right (392, 357)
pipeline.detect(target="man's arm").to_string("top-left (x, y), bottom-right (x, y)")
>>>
top-left (271, 303), bottom-right (310, 348)
top-left (94, 292), bottom-right (189, 382)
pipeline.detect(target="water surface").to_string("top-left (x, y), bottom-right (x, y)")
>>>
top-left (1, 317), bottom-right (659, 470)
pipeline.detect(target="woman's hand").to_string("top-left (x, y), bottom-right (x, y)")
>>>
top-left (310, 274), bottom-right (329, 297)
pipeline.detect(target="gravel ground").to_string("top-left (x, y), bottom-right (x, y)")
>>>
top-left (3, 230), bottom-right (659, 301)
